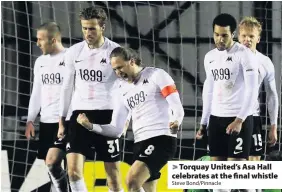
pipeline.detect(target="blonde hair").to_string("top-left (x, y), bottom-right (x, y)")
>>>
top-left (239, 16), bottom-right (262, 35)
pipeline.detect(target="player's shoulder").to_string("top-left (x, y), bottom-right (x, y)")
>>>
top-left (104, 37), bottom-right (120, 51)
top-left (256, 51), bottom-right (273, 64)
top-left (34, 54), bottom-right (49, 66)
top-left (105, 37), bottom-right (120, 48)
top-left (144, 67), bottom-right (173, 83)
top-left (144, 67), bottom-right (167, 77)
top-left (204, 48), bottom-right (218, 61)
top-left (67, 41), bottom-right (85, 53)
top-left (256, 51), bottom-right (274, 71)
top-left (233, 42), bottom-right (253, 55)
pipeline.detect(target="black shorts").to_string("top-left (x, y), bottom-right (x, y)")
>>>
top-left (249, 116), bottom-right (263, 156)
top-left (38, 121), bottom-right (69, 160)
top-left (133, 135), bottom-right (177, 182)
top-left (66, 110), bottom-right (120, 162)
top-left (208, 115), bottom-right (253, 159)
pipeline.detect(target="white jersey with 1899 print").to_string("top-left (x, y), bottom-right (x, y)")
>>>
top-left (60, 38), bottom-right (120, 117)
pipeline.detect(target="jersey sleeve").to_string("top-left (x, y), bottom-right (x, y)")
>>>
top-left (200, 54), bottom-right (214, 125)
top-left (264, 58), bottom-right (279, 125)
top-left (152, 69), bottom-right (184, 125)
top-left (27, 59), bottom-right (41, 122)
top-left (91, 91), bottom-right (129, 138)
top-left (152, 69), bottom-right (178, 98)
top-left (237, 49), bottom-right (259, 120)
top-left (59, 48), bottom-right (75, 117)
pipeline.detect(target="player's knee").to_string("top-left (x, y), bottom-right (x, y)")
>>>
top-left (46, 163), bottom-right (63, 178)
top-left (107, 176), bottom-right (121, 190)
top-left (126, 174), bottom-right (142, 190)
top-left (67, 167), bottom-right (83, 181)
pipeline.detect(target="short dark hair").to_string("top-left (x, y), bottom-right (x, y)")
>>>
top-left (37, 22), bottom-right (61, 41)
top-left (213, 13), bottom-right (237, 33)
top-left (79, 7), bottom-right (107, 26)
top-left (110, 47), bottom-right (142, 66)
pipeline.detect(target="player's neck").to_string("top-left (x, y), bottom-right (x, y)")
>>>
top-left (88, 37), bottom-right (105, 49)
top-left (50, 43), bottom-right (65, 55)
top-left (250, 48), bottom-right (256, 53)
top-left (132, 66), bottom-right (144, 83)
top-left (226, 41), bottom-right (235, 51)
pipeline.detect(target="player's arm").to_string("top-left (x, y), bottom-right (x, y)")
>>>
top-left (264, 60), bottom-right (279, 126)
top-left (59, 49), bottom-right (75, 127)
top-left (236, 49), bottom-right (259, 122)
top-left (77, 93), bottom-right (129, 138)
top-left (25, 60), bottom-right (41, 139)
top-left (153, 69), bottom-right (185, 134)
top-left (197, 55), bottom-right (214, 139)
top-left (122, 112), bottom-right (132, 137)
top-left (264, 59), bottom-right (279, 145)
top-left (200, 55), bottom-right (214, 126)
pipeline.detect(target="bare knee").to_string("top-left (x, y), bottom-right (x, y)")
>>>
top-left (67, 167), bottom-right (83, 181)
top-left (66, 153), bottom-right (85, 181)
top-left (45, 148), bottom-right (64, 165)
top-left (104, 162), bottom-right (121, 190)
top-left (126, 173), bottom-right (142, 190)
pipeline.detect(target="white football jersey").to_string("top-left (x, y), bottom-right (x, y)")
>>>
top-left (201, 42), bottom-right (258, 124)
top-left (253, 51), bottom-right (278, 125)
top-left (119, 67), bottom-right (178, 142)
top-left (60, 38), bottom-right (119, 116)
top-left (27, 49), bottom-right (72, 123)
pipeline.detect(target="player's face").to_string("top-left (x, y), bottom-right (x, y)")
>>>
top-left (238, 26), bottom-right (260, 52)
top-left (111, 56), bottom-right (134, 82)
top-left (213, 25), bottom-right (234, 51)
top-left (36, 30), bottom-right (53, 55)
top-left (81, 19), bottom-right (104, 46)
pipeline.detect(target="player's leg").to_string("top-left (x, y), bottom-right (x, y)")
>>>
top-left (142, 180), bottom-right (157, 192)
top-left (46, 147), bottom-right (68, 192)
top-left (127, 135), bottom-right (177, 192)
top-left (126, 160), bottom-right (150, 192)
top-left (208, 115), bottom-right (229, 161)
top-left (227, 116), bottom-right (253, 161)
top-left (45, 121), bottom-right (70, 192)
top-left (37, 123), bottom-right (68, 191)
top-left (91, 110), bottom-right (123, 192)
top-left (66, 152), bottom-right (87, 191)
top-left (248, 116), bottom-right (263, 161)
top-left (65, 110), bottom-right (91, 192)
top-left (95, 136), bottom-right (123, 191)
top-left (104, 162), bottom-right (123, 192)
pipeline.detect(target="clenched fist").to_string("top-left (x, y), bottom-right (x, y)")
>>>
top-left (169, 120), bottom-right (179, 134)
top-left (77, 113), bottom-right (92, 130)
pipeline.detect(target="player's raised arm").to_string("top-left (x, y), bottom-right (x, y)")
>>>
top-left (77, 92), bottom-right (129, 138)
top-left (152, 69), bottom-right (185, 134)
top-left (236, 49), bottom-right (259, 121)
top-left (59, 48), bottom-right (75, 122)
top-left (25, 59), bottom-right (41, 139)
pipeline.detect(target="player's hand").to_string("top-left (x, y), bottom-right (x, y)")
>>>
top-left (57, 125), bottom-right (65, 139)
top-left (169, 120), bottom-right (179, 134)
top-left (226, 118), bottom-right (243, 135)
top-left (196, 125), bottom-right (207, 140)
top-left (58, 117), bottom-right (66, 139)
top-left (25, 121), bottom-right (35, 140)
top-left (268, 125), bottom-right (277, 147)
top-left (77, 113), bottom-right (92, 130)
